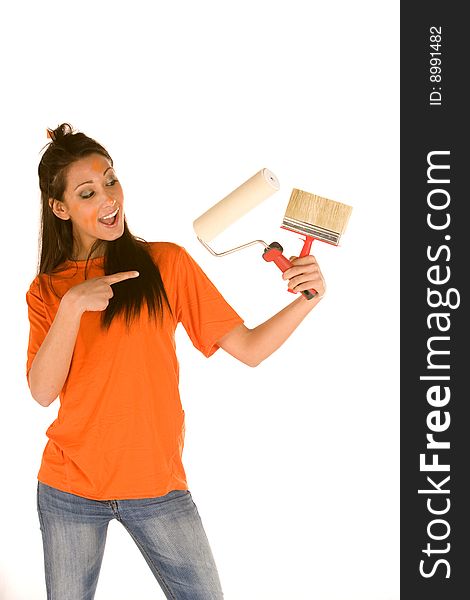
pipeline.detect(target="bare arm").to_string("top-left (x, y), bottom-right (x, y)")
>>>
top-left (28, 271), bottom-right (139, 407)
top-left (28, 298), bottom-right (83, 406)
top-left (216, 255), bottom-right (325, 367)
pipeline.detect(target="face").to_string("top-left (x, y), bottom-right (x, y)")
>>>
top-left (50, 153), bottom-right (124, 259)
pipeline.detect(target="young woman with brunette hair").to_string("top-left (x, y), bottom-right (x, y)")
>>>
top-left (26, 122), bottom-right (325, 599)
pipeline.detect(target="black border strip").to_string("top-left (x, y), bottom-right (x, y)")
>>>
top-left (400, 4), bottom-right (467, 598)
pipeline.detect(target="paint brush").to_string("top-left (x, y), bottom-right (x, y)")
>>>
top-left (280, 189), bottom-right (353, 257)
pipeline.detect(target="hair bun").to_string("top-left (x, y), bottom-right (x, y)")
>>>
top-left (46, 123), bottom-right (74, 143)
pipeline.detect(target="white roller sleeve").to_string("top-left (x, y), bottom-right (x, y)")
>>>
top-left (193, 168), bottom-right (280, 242)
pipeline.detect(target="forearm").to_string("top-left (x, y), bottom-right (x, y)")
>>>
top-left (246, 294), bottom-right (320, 365)
top-left (28, 299), bottom-right (83, 406)
top-left (218, 294), bottom-right (321, 367)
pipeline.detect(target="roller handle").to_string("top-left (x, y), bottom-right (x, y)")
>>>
top-left (262, 242), bottom-right (317, 300)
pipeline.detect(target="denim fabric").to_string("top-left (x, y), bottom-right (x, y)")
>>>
top-left (37, 481), bottom-right (224, 599)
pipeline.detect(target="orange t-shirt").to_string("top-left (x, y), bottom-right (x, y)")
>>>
top-left (26, 242), bottom-right (244, 500)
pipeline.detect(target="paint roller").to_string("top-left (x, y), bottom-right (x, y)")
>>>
top-left (193, 169), bottom-right (352, 300)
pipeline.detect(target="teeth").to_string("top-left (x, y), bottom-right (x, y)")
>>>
top-left (100, 207), bottom-right (119, 221)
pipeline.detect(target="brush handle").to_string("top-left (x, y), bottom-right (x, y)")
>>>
top-left (262, 242), bottom-right (317, 300)
top-left (300, 236), bottom-right (315, 257)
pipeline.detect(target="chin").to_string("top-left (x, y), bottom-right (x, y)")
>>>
top-left (101, 224), bottom-right (125, 241)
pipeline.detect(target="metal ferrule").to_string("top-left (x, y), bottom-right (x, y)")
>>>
top-left (197, 237), bottom-right (269, 257)
top-left (282, 217), bottom-right (341, 245)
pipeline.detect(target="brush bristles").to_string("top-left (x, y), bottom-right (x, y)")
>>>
top-left (284, 189), bottom-right (353, 236)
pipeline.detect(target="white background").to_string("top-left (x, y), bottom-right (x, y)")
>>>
top-left (0, 1), bottom-right (399, 599)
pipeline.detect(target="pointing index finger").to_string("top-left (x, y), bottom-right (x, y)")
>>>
top-left (104, 271), bottom-right (140, 285)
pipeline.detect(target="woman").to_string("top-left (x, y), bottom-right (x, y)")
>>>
top-left (26, 123), bottom-right (325, 600)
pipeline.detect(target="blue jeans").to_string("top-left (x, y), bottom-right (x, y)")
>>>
top-left (37, 481), bottom-right (224, 599)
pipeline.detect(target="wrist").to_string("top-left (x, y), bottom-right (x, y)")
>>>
top-left (60, 291), bottom-right (86, 319)
top-left (296, 292), bottom-right (322, 311)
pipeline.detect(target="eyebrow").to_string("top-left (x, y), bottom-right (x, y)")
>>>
top-left (74, 166), bottom-right (114, 191)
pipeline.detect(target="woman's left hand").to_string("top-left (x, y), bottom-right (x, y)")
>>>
top-left (282, 255), bottom-right (326, 298)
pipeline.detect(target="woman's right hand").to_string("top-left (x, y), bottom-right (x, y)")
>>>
top-left (62, 271), bottom-right (140, 314)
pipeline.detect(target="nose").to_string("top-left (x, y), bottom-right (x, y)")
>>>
top-left (103, 195), bottom-right (116, 207)
top-left (100, 182), bottom-right (119, 207)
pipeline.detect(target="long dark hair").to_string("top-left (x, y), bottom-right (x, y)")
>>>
top-left (37, 122), bottom-right (172, 329)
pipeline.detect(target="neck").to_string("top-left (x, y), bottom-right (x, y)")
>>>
top-left (73, 240), bottom-right (106, 261)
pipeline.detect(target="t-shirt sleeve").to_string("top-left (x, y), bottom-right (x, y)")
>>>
top-left (175, 246), bottom-right (244, 357)
top-left (25, 277), bottom-right (51, 384)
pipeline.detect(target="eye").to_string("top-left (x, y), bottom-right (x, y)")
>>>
top-left (80, 179), bottom-right (118, 199)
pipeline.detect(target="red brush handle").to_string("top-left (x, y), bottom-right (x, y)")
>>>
top-left (262, 242), bottom-right (317, 300)
top-left (300, 236), bottom-right (314, 257)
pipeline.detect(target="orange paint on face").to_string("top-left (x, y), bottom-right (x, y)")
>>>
top-left (82, 208), bottom-right (100, 227)
top-left (91, 157), bottom-right (104, 173)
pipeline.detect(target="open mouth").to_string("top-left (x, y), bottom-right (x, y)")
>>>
top-left (98, 207), bottom-right (120, 227)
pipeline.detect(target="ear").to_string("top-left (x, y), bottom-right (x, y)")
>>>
top-left (49, 198), bottom-right (70, 221)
